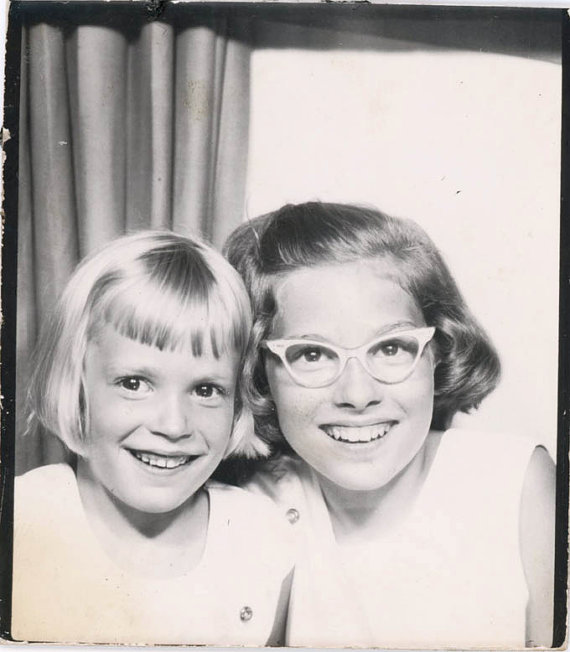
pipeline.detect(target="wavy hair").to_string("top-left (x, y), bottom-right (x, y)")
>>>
top-left (224, 202), bottom-right (500, 455)
top-left (27, 230), bottom-right (268, 459)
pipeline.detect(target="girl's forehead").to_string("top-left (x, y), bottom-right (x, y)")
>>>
top-left (272, 258), bottom-right (404, 302)
top-left (87, 323), bottom-right (240, 372)
top-left (270, 260), bottom-right (423, 343)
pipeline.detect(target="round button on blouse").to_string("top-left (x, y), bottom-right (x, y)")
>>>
top-left (240, 606), bottom-right (253, 622)
top-left (286, 508), bottom-right (300, 524)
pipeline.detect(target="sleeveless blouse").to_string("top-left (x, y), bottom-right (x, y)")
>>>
top-left (247, 428), bottom-right (536, 648)
top-left (12, 463), bottom-right (294, 645)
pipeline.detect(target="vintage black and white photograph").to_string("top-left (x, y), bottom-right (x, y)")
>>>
top-left (0, 2), bottom-right (567, 648)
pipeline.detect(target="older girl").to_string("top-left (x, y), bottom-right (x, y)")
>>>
top-left (12, 231), bottom-right (292, 645)
top-left (225, 202), bottom-right (555, 648)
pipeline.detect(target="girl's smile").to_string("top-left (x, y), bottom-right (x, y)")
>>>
top-left (320, 420), bottom-right (395, 444)
top-left (265, 259), bottom-right (436, 493)
top-left (79, 324), bottom-right (239, 517)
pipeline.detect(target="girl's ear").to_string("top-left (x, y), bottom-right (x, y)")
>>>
top-left (428, 339), bottom-right (442, 369)
top-left (224, 399), bottom-right (270, 460)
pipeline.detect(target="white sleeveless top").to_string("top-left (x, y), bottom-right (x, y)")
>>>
top-left (247, 428), bottom-right (536, 648)
top-left (12, 463), bottom-right (294, 645)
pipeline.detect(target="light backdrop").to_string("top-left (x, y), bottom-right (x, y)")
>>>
top-left (247, 16), bottom-right (561, 455)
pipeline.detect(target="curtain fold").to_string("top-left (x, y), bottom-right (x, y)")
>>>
top-left (129, 21), bottom-right (175, 231)
top-left (16, 10), bottom-right (252, 474)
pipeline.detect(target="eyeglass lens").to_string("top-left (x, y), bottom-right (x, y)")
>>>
top-left (284, 333), bottom-right (423, 386)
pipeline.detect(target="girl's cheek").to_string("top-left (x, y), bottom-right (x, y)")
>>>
top-left (275, 390), bottom-right (321, 427)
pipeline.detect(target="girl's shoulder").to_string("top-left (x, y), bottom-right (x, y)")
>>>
top-left (205, 479), bottom-right (296, 539)
top-left (440, 427), bottom-right (539, 466)
top-left (15, 463), bottom-right (77, 514)
top-left (16, 462), bottom-right (75, 484)
top-left (206, 477), bottom-right (293, 520)
top-left (204, 479), bottom-right (296, 575)
top-left (13, 463), bottom-right (87, 558)
top-left (240, 456), bottom-right (323, 535)
top-left (428, 428), bottom-right (546, 511)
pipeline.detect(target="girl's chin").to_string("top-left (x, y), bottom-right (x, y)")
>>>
top-left (111, 487), bottom-right (204, 517)
top-left (313, 463), bottom-right (397, 493)
top-left (311, 441), bottom-right (431, 494)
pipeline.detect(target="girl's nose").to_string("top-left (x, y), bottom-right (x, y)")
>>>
top-left (152, 394), bottom-right (191, 440)
top-left (333, 356), bottom-right (385, 410)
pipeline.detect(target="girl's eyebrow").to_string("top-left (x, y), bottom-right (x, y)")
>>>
top-left (278, 321), bottom-right (422, 343)
top-left (105, 362), bottom-right (236, 385)
top-left (375, 320), bottom-right (422, 336)
top-left (193, 372), bottom-right (235, 386)
top-left (105, 363), bottom-right (158, 378)
top-left (281, 333), bottom-right (330, 342)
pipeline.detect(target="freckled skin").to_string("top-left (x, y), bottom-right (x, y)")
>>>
top-left (265, 260), bottom-right (436, 492)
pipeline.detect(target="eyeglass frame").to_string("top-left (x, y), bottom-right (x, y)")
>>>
top-left (262, 326), bottom-right (436, 388)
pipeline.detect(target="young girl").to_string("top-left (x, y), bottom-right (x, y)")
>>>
top-left (12, 231), bottom-right (293, 645)
top-left (225, 202), bottom-right (555, 648)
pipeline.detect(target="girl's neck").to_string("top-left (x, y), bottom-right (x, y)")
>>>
top-left (317, 430), bottom-right (443, 546)
top-left (76, 459), bottom-right (209, 577)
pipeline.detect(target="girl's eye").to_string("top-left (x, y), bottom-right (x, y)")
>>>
top-left (117, 376), bottom-right (152, 395)
top-left (302, 347), bottom-right (323, 363)
top-left (287, 345), bottom-right (334, 365)
top-left (194, 384), bottom-right (224, 399)
top-left (380, 343), bottom-right (401, 357)
top-left (370, 336), bottom-right (417, 365)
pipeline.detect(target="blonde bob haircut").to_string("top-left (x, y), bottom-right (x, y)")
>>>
top-left (27, 230), bottom-right (268, 459)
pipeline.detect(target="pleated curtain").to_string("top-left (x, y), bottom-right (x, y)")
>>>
top-left (16, 8), bottom-right (252, 473)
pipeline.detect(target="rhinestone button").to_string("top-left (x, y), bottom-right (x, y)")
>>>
top-left (240, 606), bottom-right (253, 622)
top-left (286, 508), bottom-right (300, 524)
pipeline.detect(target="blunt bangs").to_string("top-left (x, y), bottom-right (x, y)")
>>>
top-left (85, 239), bottom-right (251, 358)
top-left (91, 275), bottom-right (248, 360)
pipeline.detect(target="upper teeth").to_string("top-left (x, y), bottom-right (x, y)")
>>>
top-left (324, 423), bottom-right (391, 443)
top-left (132, 451), bottom-right (191, 469)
